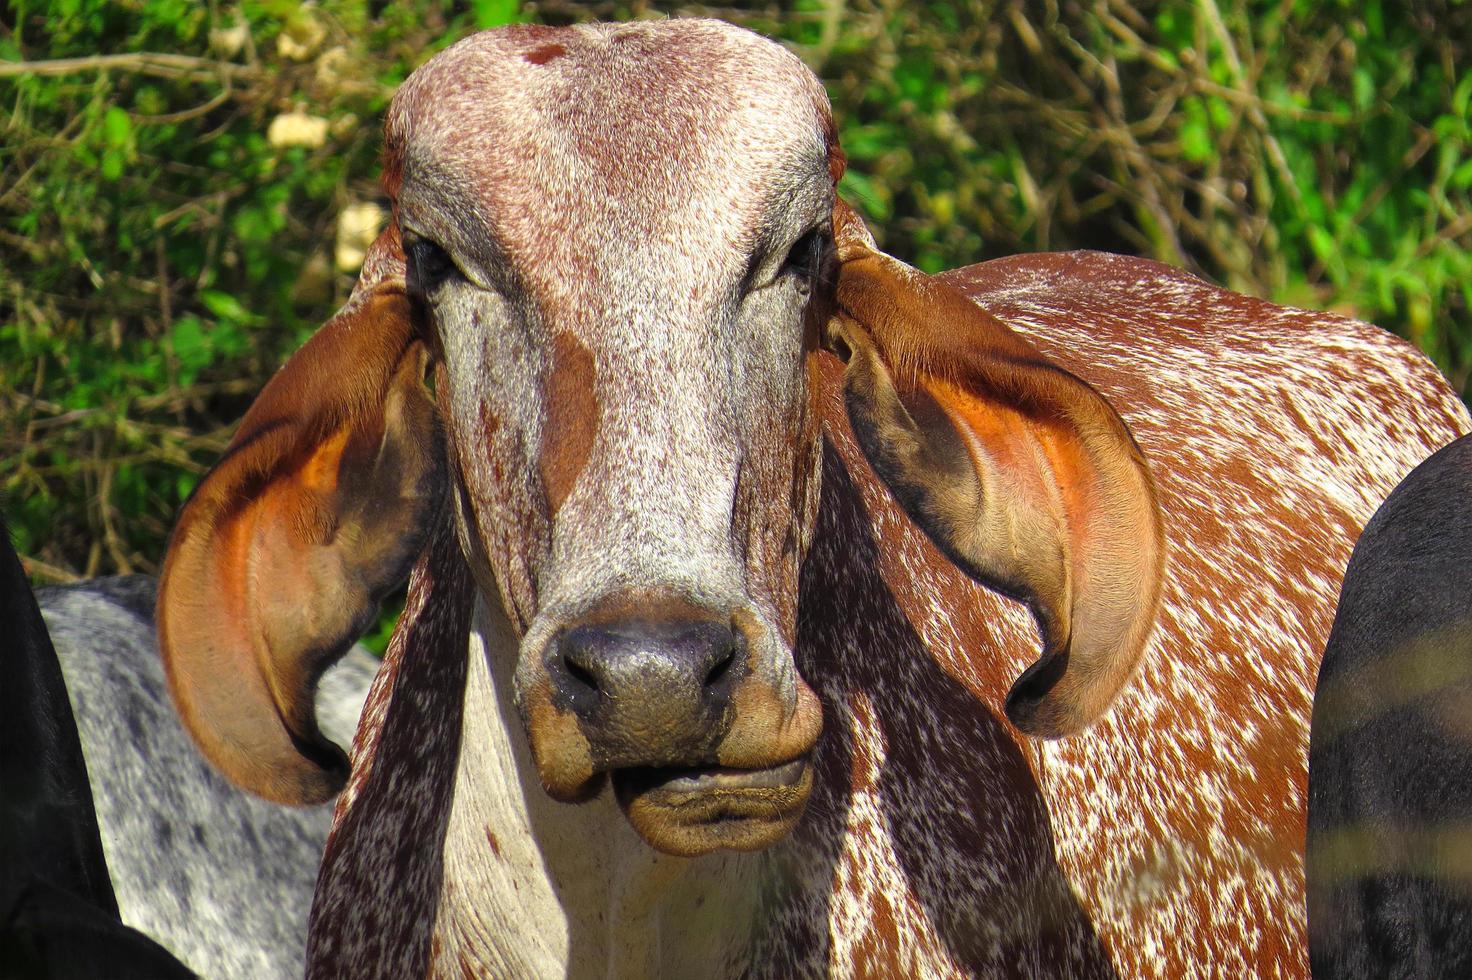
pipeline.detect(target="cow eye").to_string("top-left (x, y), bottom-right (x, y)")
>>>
top-left (779, 228), bottom-right (827, 289)
top-left (407, 237), bottom-right (461, 294)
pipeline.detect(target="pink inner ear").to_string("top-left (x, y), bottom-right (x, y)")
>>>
top-left (159, 484), bottom-right (352, 806)
top-left (926, 371), bottom-right (1163, 736)
top-left (248, 481), bottom-right (352, 749)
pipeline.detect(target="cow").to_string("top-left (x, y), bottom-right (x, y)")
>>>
top-left (154, 19), bottom-right (1471, 978)
top-left (0, 517), bottom-right (194, 979)
top-left (1307, 433), bottom-right (1472, 978)
top-left (37, 576), bottom-right (377, 979)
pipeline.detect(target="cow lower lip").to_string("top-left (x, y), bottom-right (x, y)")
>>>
top-left (611, 757), bottom-right (814, 855)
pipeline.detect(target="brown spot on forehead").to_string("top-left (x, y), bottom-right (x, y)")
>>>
top-left (540, 331), bottom-right (599, 517)
top-left (524, 43), bottom-right (564, 65)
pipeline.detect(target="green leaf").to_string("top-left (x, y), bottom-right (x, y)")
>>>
top-left (168, 316), bottom-right (213, 382)
top-left (838, 170), bottom-right (891, 222)
top-left (103, 106), bottom-right (132, 147)
top-left (1306, 225), bottom-right (1347, 282)
top-left (1451, 156), bottom-right (1472, 191)
top-left (894, 54), bottom-right (938, 108)
top-left (1352, 68), bottom-right (1375, 111)
top-left (200, 289), bottom-right (255, 324)
top-left (1180, 116), bottom-right (1213, 163)
top-left (100, 150), bottom-right (124, 181)
top-left (471, 0), bottom-right (520, 28)
top-left (1453, 73), bottom-right (1472, 121)
top-left (843, 122), bottom-right (902, 161)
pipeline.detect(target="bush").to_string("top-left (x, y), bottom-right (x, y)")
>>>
top-left (2, 1), bottom-right (1468, 608)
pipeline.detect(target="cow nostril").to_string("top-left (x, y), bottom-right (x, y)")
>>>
top-left (704, 643), bottom-right (737, 689)
top-left (551, 618), bottom-right (742, 727)
top-left (564, 655), bottom-right (600, 694)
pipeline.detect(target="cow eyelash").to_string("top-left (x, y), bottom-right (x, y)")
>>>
top-left (778, 228), bottom-right (828, 289)
top-left (406, 236), bottom-right (462, 293)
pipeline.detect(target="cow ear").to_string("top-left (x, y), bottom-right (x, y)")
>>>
top-left (157, 272), bottom-right (445, 805)
top-left (825, 200), bottom-right (1165, 737)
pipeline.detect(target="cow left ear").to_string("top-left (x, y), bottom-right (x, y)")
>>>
top-left (825, 200), bottom-right (1166, 738)
top-left (157, 262), bottom-right (444, 806)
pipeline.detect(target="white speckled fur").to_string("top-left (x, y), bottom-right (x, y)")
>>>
top-left (938, 254), bottom-right (1470, 977)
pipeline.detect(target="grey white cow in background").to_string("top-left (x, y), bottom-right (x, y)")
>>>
top-left (36, 576), bottom-right (377, 979)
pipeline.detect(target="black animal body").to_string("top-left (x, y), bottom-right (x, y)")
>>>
top-left (1308, 434), bottom-right (1472, 978)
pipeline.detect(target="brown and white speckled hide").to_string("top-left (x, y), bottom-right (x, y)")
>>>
top-left (245, 21), bottom-right (1472, 980)
top-left (306, 263), bottom-right (1469, 977)
top-left (746, 254), bottom-right (1469, 978)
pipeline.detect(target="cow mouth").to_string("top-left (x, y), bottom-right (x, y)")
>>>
top-left (611, 757), bottom-right (813, 856)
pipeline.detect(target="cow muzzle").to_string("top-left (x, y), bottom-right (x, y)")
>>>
top-left (548, 618), bottom-right (740, 766)
top-left (522, 601), bottom-right (822, 856)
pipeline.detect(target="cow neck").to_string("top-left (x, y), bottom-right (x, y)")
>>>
top-left (431, 591), bottom-right (775, 977)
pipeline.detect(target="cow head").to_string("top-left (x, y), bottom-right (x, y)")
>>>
top-left (157, 20), bottom-right (1164, 857)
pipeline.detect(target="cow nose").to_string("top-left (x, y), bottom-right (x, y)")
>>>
top-left (549, 619), bottom-right (741, 767)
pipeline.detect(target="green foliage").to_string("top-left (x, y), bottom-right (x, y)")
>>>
top-left (2, 0), bottom-right (1469, 590)
top-left (0, 0), bottom-right (515, 576)
top-left (790, 0), bottom-right (1472, 364)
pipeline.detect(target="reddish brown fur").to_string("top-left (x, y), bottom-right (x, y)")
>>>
top-left (524, 43), bottom-right (565, 64)
top-left (539, 331), bottom-right (599, 516)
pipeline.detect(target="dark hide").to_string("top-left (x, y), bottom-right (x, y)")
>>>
top-left (1308, 434), bottom-right (1472, 978)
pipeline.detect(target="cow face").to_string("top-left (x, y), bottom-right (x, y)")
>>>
top-left (389, 23), bottom-right (832, 853)
top-left (158, 20), bottom-right (1164, 858)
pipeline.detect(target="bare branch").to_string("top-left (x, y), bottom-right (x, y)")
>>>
top-left (0, 52), bottom-right (257, 81)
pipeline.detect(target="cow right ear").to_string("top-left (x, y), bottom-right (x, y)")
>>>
top-left (157, 272), bottom-right (445, 805)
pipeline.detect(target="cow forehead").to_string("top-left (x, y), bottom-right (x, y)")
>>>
top-left (388, 20), bottom-right (835, 283)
